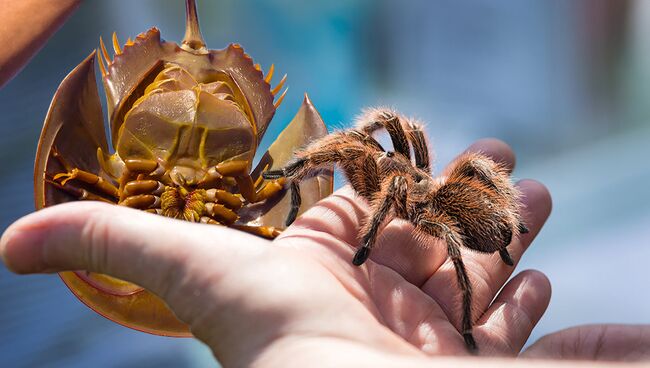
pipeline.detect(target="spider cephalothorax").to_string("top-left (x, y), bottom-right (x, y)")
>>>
top-left (263, 107), bottom-right (528, 352)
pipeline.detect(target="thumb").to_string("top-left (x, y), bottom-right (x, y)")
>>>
top-left (522, 325), bottom-right (650, 361)
top-left (0, 201), bottom-right (267, 301)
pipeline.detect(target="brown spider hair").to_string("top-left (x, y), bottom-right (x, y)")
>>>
top-left (263, 107), bottom-right (528, 353)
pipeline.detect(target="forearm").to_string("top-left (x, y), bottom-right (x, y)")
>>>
top-left (0, 0), bottom-right (81, 87)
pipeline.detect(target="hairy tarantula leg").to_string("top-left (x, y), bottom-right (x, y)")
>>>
top-left (358, 111), bottom-right (411, 160)
top-left (349, 154), bottom-right (380, 199)
top-left (271, 144), bottom-right (368, 181)
top-left (262, 158), bottom-right (306, 180)
top-left (353, 176), bottom-right (408, 266)
top-left (499, 249), bottom-right (514, 266)
top-left (498, 228), bottom-right (515, 266)
top-left (266, 155), bottom-right (379, 204)
top-left (230, 224), bottom-right (281, 239)
top-left (261, 169), bottom-right (284, 180)
top-left (518, 222), bottom-right (529, 234)
top-left (447, 234), bottom-right (478, 353)
top-left (346, 130), bottom-right (386, 152)
top-left (286, 182), bottom-right (302, 226)
top-left (404, 121), bottom-right (431, 171)
top-left (264, 144), bottom-right (367, 191)
top-left (417, 220), bottom-right (477, 353)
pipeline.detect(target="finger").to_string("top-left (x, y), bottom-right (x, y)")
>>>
top-left (522, 324), bottom-right (650, 361)
top-left (282, 139), bottom-right (517, 285)
top-left (421, 179), bottom-right (552, 329)
top-left (0, 201), bottom-right (266, 295)
top-left (474, 270), bottom-right (551, 356)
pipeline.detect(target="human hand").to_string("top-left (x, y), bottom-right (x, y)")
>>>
top-left (1, 139), bottom-right (553, 367)
top-left (0, 0), bottom-right (81, 87)
top-left (523, 324), bottom-right (650, 362)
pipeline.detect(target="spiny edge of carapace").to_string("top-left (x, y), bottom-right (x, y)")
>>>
top-left (220, 43), bottom-right (288, 110)
top-left (98, 28), bottom-right (161, 78)
top-left (98, 31), bottom-right (286, 109)
top-left (98, 28), bottom-right (286, 149)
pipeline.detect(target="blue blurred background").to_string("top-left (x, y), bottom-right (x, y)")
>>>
top-left (1, 0), bottom-right (649, 366)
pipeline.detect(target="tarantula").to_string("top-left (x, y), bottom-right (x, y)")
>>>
top-left (263, 108), bottom-right (528, 352)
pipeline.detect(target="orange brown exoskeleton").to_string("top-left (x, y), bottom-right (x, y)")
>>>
top-left (34, 0), bottom-right (332, 336)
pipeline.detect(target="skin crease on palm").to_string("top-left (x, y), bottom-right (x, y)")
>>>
top-left (1, 1), bottom-right (650, 367)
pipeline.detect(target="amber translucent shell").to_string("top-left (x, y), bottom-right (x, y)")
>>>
top-left (35, 46), bottom-right (332, 335)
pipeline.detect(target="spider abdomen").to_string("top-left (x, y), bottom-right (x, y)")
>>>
top-left (432, 178), bottom-right (520, 253)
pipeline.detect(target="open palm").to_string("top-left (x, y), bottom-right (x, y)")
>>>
top-left (1, 140), bottom-right (552, 367)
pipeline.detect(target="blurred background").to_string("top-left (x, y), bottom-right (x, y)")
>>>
top-left (1, 0), bottom-right (649, 366)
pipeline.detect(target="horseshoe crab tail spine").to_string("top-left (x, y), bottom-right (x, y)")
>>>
top-left (182, 0), bottom-right (207, 52)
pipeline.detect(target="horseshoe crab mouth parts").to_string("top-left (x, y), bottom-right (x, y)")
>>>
top-left (161, 186), bottom-right (206, 221)
top-left (169, 165), bottom-right (203, 186)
